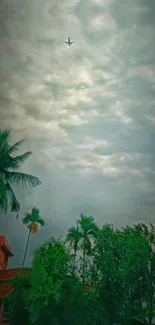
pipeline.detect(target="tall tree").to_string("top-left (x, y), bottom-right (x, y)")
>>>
top-left (22, 207), bottom-right (45, 267)
top-left (77, 214), bottom-right (98, 284)
top-left (66, 226), bottom-right (81, 275)
top-left (0, 129), bottom-right (41, 217)
top-left (9, 208), bottom-right (45, 325)
top-left (27, 238), bottom-right (70, 323)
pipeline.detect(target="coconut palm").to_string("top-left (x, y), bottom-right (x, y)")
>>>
top-left (66, 226), bottom-right (81, 275)
top-left (77, 214), bottom-right (98, 284)
top-left (9, 207), bottom-right (45, 325)
top-left (0, 129), bottom-right (41, 217)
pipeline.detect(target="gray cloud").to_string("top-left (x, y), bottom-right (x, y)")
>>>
top-left (0, 0), bottom-right (155, 266)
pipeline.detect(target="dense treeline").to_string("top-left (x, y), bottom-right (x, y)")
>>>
top-left (5, 217), bottom-right (155, 325)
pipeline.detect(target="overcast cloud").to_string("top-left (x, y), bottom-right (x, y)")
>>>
top-left (0, 0), bottom-right (155, 266)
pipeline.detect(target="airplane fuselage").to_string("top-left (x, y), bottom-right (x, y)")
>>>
top-left (64, 37), bottom-right (74, 46)
top-left (67, 38), bottom-right (72, 46)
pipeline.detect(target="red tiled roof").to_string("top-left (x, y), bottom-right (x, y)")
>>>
top-left (0, 268), bottom-right (31, 281)
top-left (0, 315), bottom-right (9, 325)
top-left (0, 317), bottom-right (9, 324)
top-left (0, 268), bottom-right (31, 298)
top-left (0, 283), bottom-right (13, 298)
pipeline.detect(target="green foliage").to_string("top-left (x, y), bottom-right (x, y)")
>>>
top-left (0, 128), bottom-right (41, 216)
top-left (5, 220), bottom-right (155, 325)
top-left (4, 275), bottom-right (31, 325)
top-left (27, 238), bottom-right (70, 322)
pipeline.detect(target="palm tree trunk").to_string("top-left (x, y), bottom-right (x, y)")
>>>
top-left (82, 245), bottom-right (86, 285)
top-left (21, 227), bottom-right (31, 269)
top-left (73, 247), bottom-right (77, 275)
top-left (148, 258), bottom-right (153, 325)
top-left (9, 227), bottom-right (31, 325)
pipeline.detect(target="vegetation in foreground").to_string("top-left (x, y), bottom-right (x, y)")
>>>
top-left (4, 216), bottom-right (155, 325)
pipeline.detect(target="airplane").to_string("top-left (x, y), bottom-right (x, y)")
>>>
top-left (64, 37), bottom-right (74, 47)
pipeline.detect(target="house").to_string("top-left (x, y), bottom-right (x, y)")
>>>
top-left (0, 236), bottom-right (30, 324)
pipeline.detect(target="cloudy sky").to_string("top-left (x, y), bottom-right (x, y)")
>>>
top-left (0, 0), bottom-right (155, 266)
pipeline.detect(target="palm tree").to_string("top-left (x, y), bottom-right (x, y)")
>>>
top-left (0, 129), bottom-right (41, 217)
top-left (77, 214), bottom-right (98, 284)
top-left (22, 207), bottom-right (45, 266)
top-left (66, 226), bottom-right (81, 275)
top-left (9, 207), bottom-right (45, 325)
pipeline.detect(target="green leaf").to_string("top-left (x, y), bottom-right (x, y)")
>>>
top-left (5, 171), bottom-right (41, 187)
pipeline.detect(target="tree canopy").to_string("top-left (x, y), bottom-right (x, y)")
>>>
top-left (4, 220), bottom-right (155, 325)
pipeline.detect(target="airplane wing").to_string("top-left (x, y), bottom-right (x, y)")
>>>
top-left (64, 41), bottom-right (68, 44)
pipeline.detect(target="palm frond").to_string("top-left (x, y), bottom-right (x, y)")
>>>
top-left (0, 177), bottom-right (6, 196)
top-left (5, 171), bottom-right (41, 187)
top-left (0, 183), bottom-right (8, 214)
top-left (38, 218), bottom-right (45, 226)
top-left (66, 233), bottom-right (73, 243)
top-left (0, 129), bottom-right (10, 146)
top-left (5, 182), bottom-right (20, 212)
top-left (8, 140), bottom-right (24, 155)
top-left (66, 226), bottom-right (81, 251)
top-left (66, 227), bottom-right (76, 239)
top-left (66, 226), bottom-right (81, 240)
top-left (0, 179), bottom-right (20, 214)
top-left (22, 213), bottom-right (32, 225)
top-left (31, 207), bottom-right (40, 218)
top-left (0, 130), bottom-right (10, 166)
top-left (9, 152), bottom-right (32, 169)
top-left (78, 214), bottom-right (97, 233)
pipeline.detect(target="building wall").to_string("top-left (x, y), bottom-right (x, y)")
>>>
top-left (0, 237), bottom-right (11, 270)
